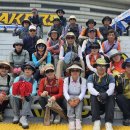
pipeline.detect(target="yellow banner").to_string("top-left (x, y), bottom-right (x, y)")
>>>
top-left (0, 12), bottom-right (57, 26)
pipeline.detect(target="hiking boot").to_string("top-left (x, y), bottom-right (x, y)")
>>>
top-left (69, 121), bottom-right (75, 130)
top-left (13, 116), bottom-right (19, 124)
top-left (54, 114), bottom-right (61, 124)
top-left (123, 119), bottom-right (130, 126)
top-left (19, 116), bottom-right (29, 129)
top-left (50, 114), bottom-right (54, 123)
top-left (0, 113), bottom-right (3, 122)
top-left (76, 119), bottom-right (82, 130)
top-left (105, 122), bottom-right (113, 130)
top-left (93, 120), bottom-right (101, 130)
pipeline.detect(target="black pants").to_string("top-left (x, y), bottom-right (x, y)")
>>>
top-left (0, 100), bottom-right (9, 113)
top-left (90, 95), bottom-right (115, 123)
top-left (116, 94), bottom-right (130, 119)
top-left (39, 97), bottom-right (67, 115)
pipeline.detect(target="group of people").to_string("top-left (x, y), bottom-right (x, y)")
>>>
top-left (0, 8), bottom-right (130, 130)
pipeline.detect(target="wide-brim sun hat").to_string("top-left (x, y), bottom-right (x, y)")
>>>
top-left (109, 49), bottom-right (122, 61)
top-left (44, 64), bottom-right (55, 72)
top-left (0, 61), bottom-right (12, 72)
top-left (69, 15), bottom-right (77, 21)
top-left (102, 16), bottom-right (112, 24)
top-left (122, 58), bottom-right (130, 69)
top-left (86, 19), bottom-right (96, 26)
top-left (35, 39), bottom-right (46, 49)
top-left (13, 39), bottom-right (23, 48)
top-left (22, 61), bottom-right (36, 72)
top-left (66, 64), bottom-right (84, 72)
top-left (56, 9), bottom-right (65, 14)
top-left (21, 19), bottom-right (31, 26)
top-left (93, 58), bottom-right (110, 68)
top-left (65, 32), bottom-right (76, 39)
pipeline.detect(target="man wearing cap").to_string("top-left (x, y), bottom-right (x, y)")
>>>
top-left (99, 16), bottom-right (113, 42)
top-left (29, 8), bottom-right (43, 38)
top-left (64, 63), bottom-right (86, 130)
top-left (47, 29), bottom-right (64, 68)
top-left (10, 61), bottom-right (37, 129)
top-left (13, 19), bottom-right (31, 39)
top-left (23, 25), bottom-right (39, 60)
top-left (56, 9), bottom-right (67, 27)
top-left (115, 58), bottom-right (130, 126)
top-left (82, 28), bottom-right (103, 56)
top-left (87, 58), bottom-right (115, 130)
top-left (62, 15), bottom-right (82, 40)
top-left (9, 39), bottom-right (29, 79)
top-left (80, 19), bottom-right (103, 40)
top-left (0, 61), bottom-right (11, 121)
top-left (56, 32), bottom-right (85, 78)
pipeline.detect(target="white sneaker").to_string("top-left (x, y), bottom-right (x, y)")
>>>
top-left (93, 120), bottom-right (101, 130)
top-left (76, 119), bottom-right (82, 130)
top-left (54, 115), bottom-right (61, 124)
top-left (19, 116), bottom-right (29, 129)
top-left (13, 116), bottom-right (19, 124)
top-left (105, 122), bottom-right (113, 130)
top-left (69, 121), bottom-right (75, 130)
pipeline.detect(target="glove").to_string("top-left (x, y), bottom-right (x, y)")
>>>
top-left (97, 93), bottom-right (108, 104)
top-left (25, 95), bottom-right (31, 102)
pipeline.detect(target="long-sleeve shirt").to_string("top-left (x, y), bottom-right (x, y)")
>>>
top-left (63, 77), bottom-right (87, 101)
top-left (10, 76), bottom-right (37, 96)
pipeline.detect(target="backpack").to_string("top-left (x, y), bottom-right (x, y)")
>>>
top-left (68, 77), bottom-right (82, 86)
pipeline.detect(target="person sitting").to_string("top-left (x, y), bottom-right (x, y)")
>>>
top-left (32, 39), bottom-right (51, 81)
top-left (9, 39), bottom-right (29, 80)
top-left (47, 29), bottom-right (64, 68)
top-left (64, 63), bottom-right (86, 130)
top-left (62, 15), bottom-right (82, 41)
top-left (80, 19), bottom-right (103, 40)
top-left (87, 58), bottom-right (115, 130)
top-left (102, 29), bottom-right (121, 55)
top-left (10, 61), bottom-right (37, 129)
top-left (38, 64), bottom-right (64, 124)
top-left (56, 32), bottom-right (85, 78)
top-left (56, 8), bottom-right (67, 27)
top-left (0, 61), bottom-right (12, 122)
top-left (13, 19), bottom-right (31, 39)
top-left (108, 49), bottom-right (127, 76)
top-left (99, 16), bottom-right (113, 42)
top-left (115, 58), bottom-right (130, 126)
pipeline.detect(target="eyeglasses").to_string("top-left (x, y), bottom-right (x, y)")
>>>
top-left (71, 69), bottom-right (80, 72)
top-left (66, 36), bottom-right (75, 39)
top-left (30, 30), bottom-right (36, 32)
top-left (0, 66), bottom-right (10, 70)
top-left (24, 67), bottom-right (32, 70)
top-left (45, 69), bottom-right (54, 74)
top-left (37, 45), bottom-right (44, 48)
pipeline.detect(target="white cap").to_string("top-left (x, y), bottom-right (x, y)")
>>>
top-left (29, 25), bottom-right (36, 30)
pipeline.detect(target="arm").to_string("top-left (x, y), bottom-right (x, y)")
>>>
top-left (106, 83), bottom-right (115, 96)
top-left (78, 25), bottom-right (82, 34)
top-left (32, 53), bottom-right (40, 67)
top-left (38, 78), bottom-right (45, 96)
top-left (8, 51), bottom-right (14, 66)
top-left (24, 50), bottom-right (30, 63)
top-left (78, 46), bottom-right (83, 59)
top-left (81, 40), bottom-right (87, 53)
top-left (31, 80), bottom-right (38, 96)
top-left (80, 28), bottom-right (86, 36)
top-left (46, 52), bottom-right (51, 64)
top-left (88, 83), bottom-right (99, 96)
top-left (117, 41), bottom-right (121, 51)
top-left (59, 46), bottom-right (64, 60)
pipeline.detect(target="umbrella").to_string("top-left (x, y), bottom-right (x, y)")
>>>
top-left (111, 9), bottom-right (130, 31)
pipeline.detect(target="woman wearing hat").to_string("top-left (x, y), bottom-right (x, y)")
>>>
top-left (108, 49), bottom-right (127, 76)
top-left (64, 63), bottom-right (86, 130)
top-left (0, 61), bottom-right (12, 122)
top-left (32, 39), bottom-right (51, 81)
top-left (80, 19), bottom-right (103, 40)
top-left (56, 9), bottom-right (67, 27)
top-left (47, 29), bottom-right (64, 68)
top-left (13, 19), bottom-right (31, 39)
top-left (62, 15), bottom-right (82, 40)
top-left (9, 39), bottom-right (30, 80)
top-left (38, 64), bottom-right (64, 124)
top-left (87, 58), bottom-right (115, 130)
top-left (10, 61), bottom-right (37, 129)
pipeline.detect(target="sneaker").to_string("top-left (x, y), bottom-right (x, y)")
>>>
top-left (54, 115), bottom-right (61, 124)
top-left (19, 116), bottom-right (29, 129)
top-left (93, 120), bottom-right (101, 130)
top-left (105, 122), bottom-right (113, 130)
top-left (13, 116), bottom-right (19, 124)
top-left (76, 119), bottom-right (82, 130)
top-left (50, 114), bottom-right (54, 123)
top-left (123, 119), bottom-right (130, 126)
top-left (69, 121), bottom-right (75, 130)
top-left (0, 113), bottom-right (3, 122)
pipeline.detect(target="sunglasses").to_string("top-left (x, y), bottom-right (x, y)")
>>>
top-left (24, 67), bottom-right (33, 70)
top-left (58, 11), bottom-right (63, 13)
top-left (71, 69), bottom-right (80, 72)
top-left (30, 30), bottom-right (36, 32)
top-left (91, 46), bottom-right (100, 49)
top-left (37, 45), bottom-right (45, 48)
top-left (70, 18), bottom-right (76, 20)
top-left (66, 36), bottom-right (75, 39)
top-left (0, 66), bottom-right (10, 70)
top-left (45, 69), bottom-right (54, 74)
top-left (15, 44), bottom-right (23, 46)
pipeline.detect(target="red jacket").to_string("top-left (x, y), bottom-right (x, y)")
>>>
top-left (12, 81), bottom-right (32, 97)
top-left (38, 77), bottom-right (63, 100)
